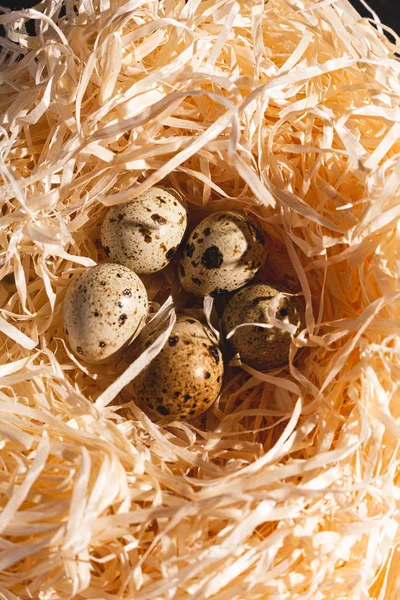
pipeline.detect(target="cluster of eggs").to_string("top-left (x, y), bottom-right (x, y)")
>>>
top-left (63, 187), bottom-right (305, 421)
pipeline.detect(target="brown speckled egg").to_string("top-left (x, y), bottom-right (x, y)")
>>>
top-left (222, 283), bottom-right (306, 371)
top-left (178, 212), bottom-right (267, 297)
top-left (101, 186), bottom-right (187, 274)
top-left (133, 316), bottom-right (224, 420)
top-left (62, 264), bottom-right (148, 363)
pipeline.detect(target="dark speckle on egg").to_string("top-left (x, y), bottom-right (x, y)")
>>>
top-left (166, 246), bottom-right (178, 261)
top-left (139, 227), bottom-right (152, 243)
top-left (168, 335), bottom-right (179, 346)
top-left (208, 345), bottom-right (221, 365)
top-left (201, 245), bottom-right (223, 269)
top-left (156, 405), bottom-right (170, 416)
top-left (185, 243), bottom-right (195, 258)
top-left (151, 213), bottom-right (167, 225)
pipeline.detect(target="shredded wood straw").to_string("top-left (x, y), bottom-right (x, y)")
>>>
top-left (0, 0), bottom-right (399, 598)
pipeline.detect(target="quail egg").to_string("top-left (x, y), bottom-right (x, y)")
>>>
top-left (178, 212), bottom-right (267, 297)
top-left (101, 186), bottom-right (187, 274)
top-left (63, 263), bottom-right (148, 363)
top-left (222, 283), bottom-right (305, 371)
top-left (133, 316), bottom-right (224, 420)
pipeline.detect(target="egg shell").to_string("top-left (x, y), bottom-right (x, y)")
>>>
top-left (222, 283), bottom-right (306, 371)
top-left (63, 263), bottom-right (148, 363)
top-left (178, 212), bottom-right (267, 297)
top-left (133, 316), bottom-right (224, 421)
top-left (101, 186), bottom-right (187, 274)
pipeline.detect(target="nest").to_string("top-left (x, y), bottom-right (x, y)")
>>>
top-left (0, 0), bottom-right (399, 598)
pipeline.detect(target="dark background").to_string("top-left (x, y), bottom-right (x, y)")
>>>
top-left (0, 0), bottom-right (397, 26)
top-left (0, 0), bottom-right (398, 35)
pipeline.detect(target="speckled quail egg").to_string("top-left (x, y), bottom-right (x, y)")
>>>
top-left (63, 263), bottom-right (148, 363)
top-left (133, 316), bottom-right (224, 420)
top-left (101, 186), bottom-right (187, 274)
top-left (222, 283), bottom-right (306, 371)
top-left (178, 212), bottom-right (267, 297)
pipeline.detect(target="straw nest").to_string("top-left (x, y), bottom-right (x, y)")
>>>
top-left (0, 0), bottom-right (399, 598)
